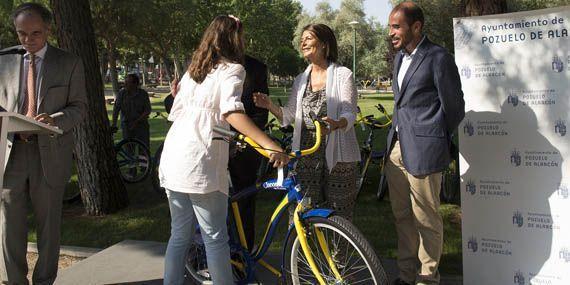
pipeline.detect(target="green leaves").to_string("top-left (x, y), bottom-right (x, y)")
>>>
top-left (294, 0), bottom-right (389, 79)
top-left (87, 0), bottom-right (302, 78)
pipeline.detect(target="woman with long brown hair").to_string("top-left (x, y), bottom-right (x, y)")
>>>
top-left (159, 15), bottom-right (289, 284)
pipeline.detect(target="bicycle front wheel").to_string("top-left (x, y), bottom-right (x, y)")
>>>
top-left (377, 171), bottom-right (389, 201)
top-left (151, 143), bottom-right (165, 196)
top-left (356, 150), bottom-right (371, 195)
top-left (115, 138), bottom-right (151, 183)
top-left (377, 156), bottom-right (389, 201)
top-left (284, 215), bottom-right (388, 285)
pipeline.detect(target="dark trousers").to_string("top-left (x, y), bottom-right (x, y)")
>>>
top-left (228, 146), bottom-right (262, 251)
top-left (1, 141), bottom-right (65, 285)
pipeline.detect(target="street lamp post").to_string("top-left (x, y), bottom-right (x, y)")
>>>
top-left (349, 21), bottom-right (358, 83)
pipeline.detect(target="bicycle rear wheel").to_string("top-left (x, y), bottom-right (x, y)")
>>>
top-left (284, 216), bottom-right (388, 285)
top-left (115, 138), bottom-right (151, 183)
top-left (186, 241), bottom-right (213, 285)
top-left (186, 232), bottom-right (250, 284)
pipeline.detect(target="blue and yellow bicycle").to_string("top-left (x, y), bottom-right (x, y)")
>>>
top-left (186, 113), bottom-right (388, 284)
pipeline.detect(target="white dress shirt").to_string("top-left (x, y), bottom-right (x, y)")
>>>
top-left (159, 62), bottom-right (245, 194)
top-left (397, 36), bottom-right (426, 89)
top-left (396, 36), bottom-right (425, 132)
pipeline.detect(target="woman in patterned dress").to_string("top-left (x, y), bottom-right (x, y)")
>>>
top-left (254, 24), bottom-right (360, 220)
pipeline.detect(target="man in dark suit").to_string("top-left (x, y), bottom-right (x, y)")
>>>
top-left (385, 2), bottom-right (464, 285)
top-left (228, 55), bottom-right (269, 250)
top-left (0, 3), bottom-right (87, 284)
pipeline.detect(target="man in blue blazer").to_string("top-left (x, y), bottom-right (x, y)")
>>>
top-left (385, 2), bottom-right (465, 285)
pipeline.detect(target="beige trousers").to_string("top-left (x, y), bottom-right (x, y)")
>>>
top-left (385, 141), bottom-right (443, 285)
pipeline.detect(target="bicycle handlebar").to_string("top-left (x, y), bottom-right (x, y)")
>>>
top-left (264, 118), bottom-right (294, 134)
top-left (376, 104), bottom-right (387, 114)
top-left (263, 118), bottom-right (277, 131)
top-left (213, 111), bottom-right (322, 159)
top-left (152, 112), bottom-right (169, 119)
top-left (356, 103), bottom-right (392, 129)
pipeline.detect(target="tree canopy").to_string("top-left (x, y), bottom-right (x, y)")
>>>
top-left (294, 0), bottom-right (392, 80)
top-left (1, 0), bottom-right (567, 80)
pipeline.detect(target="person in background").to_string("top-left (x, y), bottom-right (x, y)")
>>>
top-left (228, 54), bottom-right (269, 250)
top-left (159, 15), bottom-right (289, 285)
top-left (111, 73), bottom-right (151, 148)
top-left (385, 2), bottom-right (465, 285)
top-left (253, 23), bottom-right (361, 221)
top-left (0, 2), bottom-right (87, 284)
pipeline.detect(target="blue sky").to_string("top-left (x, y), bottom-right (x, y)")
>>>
top-left (297, 0), bottom-right (392, 24)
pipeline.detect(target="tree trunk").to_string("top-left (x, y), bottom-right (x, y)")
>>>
top-left (159, 62), bottom-right (163, 86)
top-left (160, 55), bottom-right (173, 82)
top-left (385, 35), bottom-right (397, 80)
top-left (50, 0), bottom-right (128, 215)
top-left (462, 0), bottom-right (507, 16)
top-left (173, 58), bottom-right (184, 81)
top-left (106, 42), bottom-right (120, 98)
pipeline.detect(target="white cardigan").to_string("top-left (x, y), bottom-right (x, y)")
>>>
top-left (281, 63), bottom-right (361, 171)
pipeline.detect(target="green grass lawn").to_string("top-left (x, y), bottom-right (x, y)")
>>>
top-left (29, 86), bottom-right (462, 275)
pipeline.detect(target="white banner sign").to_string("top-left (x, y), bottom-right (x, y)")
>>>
top-left (454, 6), bottom-right (570, 285)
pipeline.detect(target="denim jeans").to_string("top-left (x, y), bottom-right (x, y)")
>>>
top-left (163, 189), bottom-right (233, 285)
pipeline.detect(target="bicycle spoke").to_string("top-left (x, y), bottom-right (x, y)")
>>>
top-left (288, 220), bottom-right (380, 285)
top-left (291, 250), bottom-right (316, 284)
top-left (350, 277), bottom-right (375, 284)
top-left (307, 230), bottom-right (329, 272)
top-left (310, 228), bottom-right (339, 280)
top-left (343, 265), bottom-right (371, 279)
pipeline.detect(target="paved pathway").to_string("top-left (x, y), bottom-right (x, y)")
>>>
top-left (55, 240), bottom-right (461, 284)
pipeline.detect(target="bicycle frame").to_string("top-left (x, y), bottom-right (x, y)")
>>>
top-left (355, 104), bottom-right (392, 193)
top-left (361, 122), bottom-right (388, 165)
top-left (229, 172), bottom-right (344, 284)
top-left (214, 116), bottom-right (344, 285)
